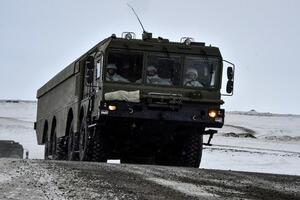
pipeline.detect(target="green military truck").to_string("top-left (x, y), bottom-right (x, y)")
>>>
top-left (34, 32), bottom-right (234, 167)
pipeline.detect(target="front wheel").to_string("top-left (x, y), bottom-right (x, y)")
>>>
top-left (55, 136), bottom-right (67, 160)
top-left (157, 128), bottom-right (203, 168)
top-left (181, 131), bottom-right (203, 168)
top-left (91, 130), bottom-right (108, 162)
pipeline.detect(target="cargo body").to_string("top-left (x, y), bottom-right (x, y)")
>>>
top-left (35, 33), bottom-right (234, 167)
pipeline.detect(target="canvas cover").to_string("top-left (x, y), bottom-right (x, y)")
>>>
top-left (104, 90), bottom-right (140, 103)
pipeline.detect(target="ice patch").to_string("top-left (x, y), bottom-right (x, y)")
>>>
top-left (0, 174), bottom-right (11, 183)
top-left (107, 159), bottom-right (121, 164)
top-left (148, 177), bottom-right (216, 199)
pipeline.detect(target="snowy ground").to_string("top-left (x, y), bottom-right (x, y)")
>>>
top-left (0, 100), bottom-right (299, 175)
top-left (202, 111), bottom-right (300, 175)
top-left (0, 100), bottom-right (43, 159)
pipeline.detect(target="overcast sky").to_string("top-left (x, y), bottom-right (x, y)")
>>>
top-left (0, 0), bottom-right (299, 114)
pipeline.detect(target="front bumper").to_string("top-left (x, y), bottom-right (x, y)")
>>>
top-left (99, 101), bottom-right (224, 128)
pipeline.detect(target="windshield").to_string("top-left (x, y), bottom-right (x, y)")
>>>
top-left (105, 51), bottom-right (220, 89)
top-left (106, 51), bottom-right (143, 83)
top-left (183, 56), bottom-right (219, 88)
top-left (145, 54), bottom-right (181, 86)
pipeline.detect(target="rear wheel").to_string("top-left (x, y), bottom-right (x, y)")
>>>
top-left (67, 120), bottom-right (78, 161)
top-left (50, 124), bottom-right (67, 160)
top-left (51, 130), bottom-right (57, 160)
top-left (56, 136), bottom-right (67, 160)
top-left (44, 141), bottom-right (50, 160)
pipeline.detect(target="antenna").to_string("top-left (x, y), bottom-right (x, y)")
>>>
top-left (127, 3), bottom-right (146, 33)
top-left (127, 4), bottom-right (152, 40)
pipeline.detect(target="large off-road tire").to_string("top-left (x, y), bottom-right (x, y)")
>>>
top-left (50, 124), bottom-right (67, 160)
top-left (157, 128), bottom-right (203, 168)
top-left (67, 120), bottom-right (79, 161)
top-left (91, 131), bottom-right (107, 162)
top-left (51, 130), bottom-right (58, 160)
top-left (44, 141), bottom-right (50, 160)
top-left (79, 117), bottom-right (92, 161)
top-left (55, 137), bottom-right (67, 160)
top-left (180, 131), bottom-right (203, 168)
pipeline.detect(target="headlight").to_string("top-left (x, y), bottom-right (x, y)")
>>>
top-left (108, 105), bottom-right (117, 111)
top-left (208, 110), bottom-right (217, 118)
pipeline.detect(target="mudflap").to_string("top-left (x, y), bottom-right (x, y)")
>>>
top-left (202, 129), bottom-right (217, 146)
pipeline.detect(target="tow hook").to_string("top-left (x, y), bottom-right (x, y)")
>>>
top-left (203, 129), bottom-right (217, 146)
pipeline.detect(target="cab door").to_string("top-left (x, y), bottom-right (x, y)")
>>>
top-left (92, 53), bottom-right (104, 118)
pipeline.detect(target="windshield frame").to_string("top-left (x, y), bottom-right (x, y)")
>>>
top-left (143, 52), bottom-right (183, 88)
top-left (104, 49), bottom-right (222, 90)
top-left (104, 49), bottom-right (144, 85)
top-left (182, 55), bottom-right (222, 90)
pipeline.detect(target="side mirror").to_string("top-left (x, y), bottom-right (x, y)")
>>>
top-left (226, 80), bottom-right (233, 94)
top-left (86, 69), bottom-right (94, 84)
top-left (222, 60), bottom-right (235, 96)
top-left (86, 56), bottom-right (94, 70)
top-left (85, 56), bottom-right (94, 84)
top-left (227, 67), bottom-right (234, 80)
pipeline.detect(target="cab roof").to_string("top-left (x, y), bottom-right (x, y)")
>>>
top-left (107, 36), bottom-right (222, 57)
top-left (37, 34), bottom-right (222, 98)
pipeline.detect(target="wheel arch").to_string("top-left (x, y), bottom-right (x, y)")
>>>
top-left (50, 116), bottom-right (57, 141)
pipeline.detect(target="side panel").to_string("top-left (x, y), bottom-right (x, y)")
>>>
top-left (36, 70), bottom-right (81, 144)
top-left (35, 38), bottom-right (111, 145)
top-left (37, 63), bottom-right (75, 98)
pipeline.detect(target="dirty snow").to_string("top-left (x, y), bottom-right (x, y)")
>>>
top-left (147, 178), bottom-right (216, 198)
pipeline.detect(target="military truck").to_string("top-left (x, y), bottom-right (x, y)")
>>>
top-left (34, 32), bottom-right (234, 167)
top-left (0, 140), bottom-right (24, 158)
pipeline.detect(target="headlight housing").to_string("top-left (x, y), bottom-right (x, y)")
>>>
top-left (108, 105), bottom-right (117, 111)
top-left (208, 110), bottom-right (217, 118)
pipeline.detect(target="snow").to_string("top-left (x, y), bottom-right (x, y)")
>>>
top-left (148, 178), bottom-right (216, 198)
top-left (0, 100), bottom-right (37, 122)
top-left (201, 112), bottom-right (300, 175)
top-left (201, 138), bottom-right (300, 176)
top-left (0, 100), bottom-right (43, 159)
top-left (0, 174), bottom-right (11, 183)
top-left (0, 100), bottom-right (299, 175)
top-left (224, 112), bottom-right (300, 139)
